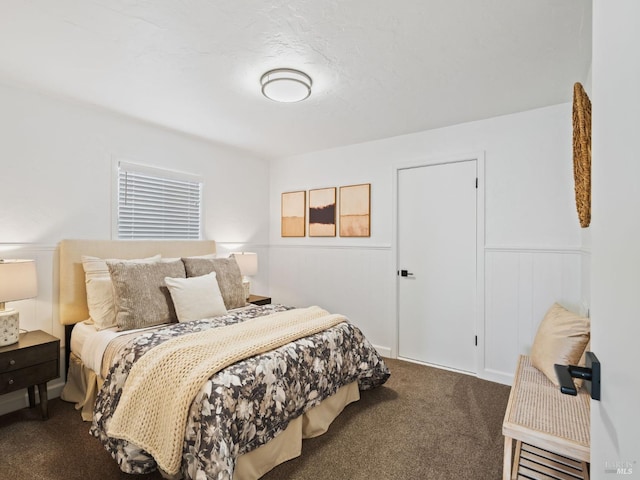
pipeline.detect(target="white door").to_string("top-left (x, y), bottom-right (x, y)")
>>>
top-left (397, 160), bottom-right (477, 373)
top-left (591, 2), bottom-right (640, 475)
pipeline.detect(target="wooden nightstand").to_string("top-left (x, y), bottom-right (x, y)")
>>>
top-left (248, 294), bottom-right (272, 306)
top-left (0, 330), bottom-right (60, 419)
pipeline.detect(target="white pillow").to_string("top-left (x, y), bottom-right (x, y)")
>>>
top-left (165, 271), bottom-right (227, 323)
top-left (82, 254), bottom-right (160, 279)
top-left (82, 254), bottom-right (161, 329)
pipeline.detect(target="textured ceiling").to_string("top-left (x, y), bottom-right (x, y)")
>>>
top-left (0, 0), bottom-right (591, 159)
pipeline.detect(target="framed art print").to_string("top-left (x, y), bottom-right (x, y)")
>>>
top-left (309, 187), bottom-right (336, 237)
top-left (339, 183), bottom-right (370, 237)
top-left (281, 191), bottom-right (306, 237)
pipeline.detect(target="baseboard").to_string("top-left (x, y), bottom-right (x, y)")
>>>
top-left (480, 368), bottom-right (514, 386)
top-left (397, 356), bottom-right (478, 377)
top-left (374, 345), bottom-right (392, 358)
top-left (0, 378), bottom-right (65, 417)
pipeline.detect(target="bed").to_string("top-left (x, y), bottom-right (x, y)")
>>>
top-left (58, 239), bottom-right (390, 480)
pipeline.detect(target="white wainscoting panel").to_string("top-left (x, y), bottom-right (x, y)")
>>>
top-left (269, 245), bottom-right (394, 357)
top-left (484, 247), bottom-right (582, 384)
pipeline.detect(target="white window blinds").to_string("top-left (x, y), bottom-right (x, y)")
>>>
top-left (116, 162), bottom-right (202, 239)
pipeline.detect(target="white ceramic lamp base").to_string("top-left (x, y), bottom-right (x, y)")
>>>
top-left (0, 309), bottom-right (19, 346)
top-left (242, 279), bottom-right (251, 301)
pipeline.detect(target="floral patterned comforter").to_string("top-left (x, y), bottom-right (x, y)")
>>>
top-left (90, 304), bottom-right (390, 479)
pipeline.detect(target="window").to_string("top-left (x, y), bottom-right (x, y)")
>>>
top-left (115, 161), bottom-right (203, 239)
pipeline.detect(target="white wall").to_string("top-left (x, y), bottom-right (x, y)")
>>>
top-left (0, 78), bottom-right (586, 417)
top-left (591, 0), bottom-right (640, 475)
top-left (270, 103), bottom-right (583, 383)
top-left (0, 81), bottom-right (270, 415)
top-left (0, 82), bottom-right (269, 245)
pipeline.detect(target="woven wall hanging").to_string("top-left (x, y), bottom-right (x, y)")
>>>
top-left (572, 82), bottom-right (591, 228)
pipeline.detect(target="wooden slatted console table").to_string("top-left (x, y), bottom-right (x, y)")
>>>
top-left (502, 355), bottom-right (590, 480)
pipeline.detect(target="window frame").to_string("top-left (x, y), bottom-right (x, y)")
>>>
top-left (111, 159), bottom-right (204, 240)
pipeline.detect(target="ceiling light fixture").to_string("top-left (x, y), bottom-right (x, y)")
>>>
top-left (260, 68), bottom-right (312, 103)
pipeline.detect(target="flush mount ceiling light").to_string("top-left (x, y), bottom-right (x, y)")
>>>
top-left (260, 68), bottom-right (312, 103)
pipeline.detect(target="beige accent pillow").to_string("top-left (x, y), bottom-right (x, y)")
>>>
top-left (84, 277), bottom-right (116, 330)
top-left (81, 254), bottom-right (161, 330)
top-left (530, 303), bottom-right (590, 386)
top-left (108, 259), bottom-right (186, 331)
top-left (165, 272), bottom-right (227, 323)
top-left (182, 257), bottom-right (246, 310)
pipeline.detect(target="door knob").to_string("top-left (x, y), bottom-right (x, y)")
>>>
top-left (554, 351), bottom-right (601, 401)
top-left (398, 270), bottom-right (414, 277)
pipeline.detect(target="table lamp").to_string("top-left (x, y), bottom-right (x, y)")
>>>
top-left (231, 252), bottom-right (258, 300)
top-left (0, 259), bottom-right (37, 346)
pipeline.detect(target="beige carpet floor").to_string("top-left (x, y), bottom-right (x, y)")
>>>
top-left (0, 358), bottom-right (510, 480)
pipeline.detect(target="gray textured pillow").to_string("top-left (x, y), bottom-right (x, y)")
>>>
top-left (108, 259), bottom-right (186, 330)
top-left (182, 257), bottom-right (246, 309)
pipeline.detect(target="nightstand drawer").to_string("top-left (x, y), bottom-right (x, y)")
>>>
top-left (0, 341), bottom-right (59, 373)
top-left (0, 360), bottom-right (59, 395)
top-left (0, 330), bottom-right (60, 419)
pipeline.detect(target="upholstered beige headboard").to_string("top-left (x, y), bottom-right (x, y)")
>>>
top-left (58, 239), bottom-right (217, 326)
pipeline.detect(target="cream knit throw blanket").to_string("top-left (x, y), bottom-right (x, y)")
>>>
top-left (106, 306), bottom-right (346, 476)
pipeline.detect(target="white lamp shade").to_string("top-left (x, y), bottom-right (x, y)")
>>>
top-left (232, 253), bottom-right (258, 277)
top-left (0, 259), bottom-right (38, 305)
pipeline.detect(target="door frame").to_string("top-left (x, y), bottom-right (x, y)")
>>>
top-left (392, 151), bottom-right (486, 376)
